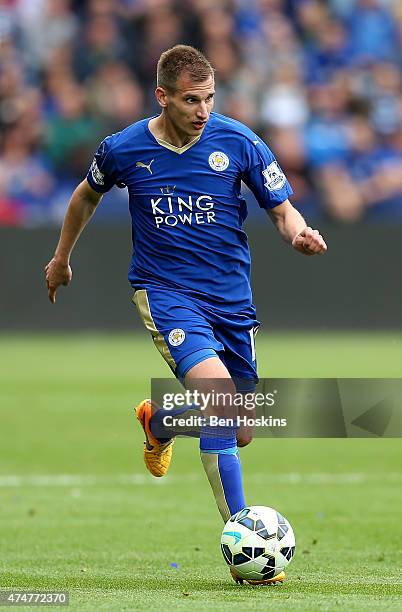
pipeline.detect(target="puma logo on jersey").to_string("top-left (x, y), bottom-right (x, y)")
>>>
top-left (136, 159), bottom-right (154, 174)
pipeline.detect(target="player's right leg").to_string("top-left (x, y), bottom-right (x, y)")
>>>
top-left (184, 356), bottom-right (247, 523)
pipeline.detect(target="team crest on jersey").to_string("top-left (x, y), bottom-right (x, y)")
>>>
top-left (262, 161), bottom-right (286, 191)
top-left (208, 151), bottom-right (229, 172)
top-left (90, 159), bottom-right (104, 185)
top-left (168, 328), bottom-right (186, 347)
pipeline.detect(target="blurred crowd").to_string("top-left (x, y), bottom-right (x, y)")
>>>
top-left (1, 0), bottom-right (402, 226)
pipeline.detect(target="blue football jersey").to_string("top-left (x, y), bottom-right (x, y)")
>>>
top-left (86, 112), bottom-right (293, 312)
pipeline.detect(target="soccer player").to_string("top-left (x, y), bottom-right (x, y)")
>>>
top-left (45, 45), bottom-right (327, 584)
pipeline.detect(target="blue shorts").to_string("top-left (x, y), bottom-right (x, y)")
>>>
top-left (132, 288), bottom-right (259, 386)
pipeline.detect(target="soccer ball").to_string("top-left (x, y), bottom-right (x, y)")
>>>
top-left (221, 506), bottom-right (296, 583)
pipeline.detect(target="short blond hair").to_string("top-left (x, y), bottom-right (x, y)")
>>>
top-left (157, 45), bottom-right (214, 91)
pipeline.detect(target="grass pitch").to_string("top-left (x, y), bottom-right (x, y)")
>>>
top-left (1, 332), bottom-right (401, 611)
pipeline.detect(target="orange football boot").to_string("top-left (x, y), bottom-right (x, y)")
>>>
top-left (135, 399), bottom-right (174, 477)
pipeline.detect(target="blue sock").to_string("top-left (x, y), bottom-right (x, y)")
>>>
top-left (200, 429), bottom-right (246, 521)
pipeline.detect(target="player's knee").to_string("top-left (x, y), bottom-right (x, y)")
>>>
top-left (237, 433), bottom-right (253, 447)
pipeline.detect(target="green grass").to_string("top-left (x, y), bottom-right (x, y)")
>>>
top-left (0, 333), bottom-right (401, 611)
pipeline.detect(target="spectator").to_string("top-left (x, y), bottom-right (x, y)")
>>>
top-left (0, 124), bottom-right (55, 224)
top-left (260, 64), bottom-right (309, 129)
top-left (303, 18), bottom-right (350, 84)
top-left (369, 62), bottom-right (402, 135)
top-left (73, 14), bottom-right (127, 81)
top-left (43, 80), bottom-right (102, 178)
top-left (318, 115), bottom-right (402, 221)
top-left (346, 0), bottom-right (399, 64)
top-left (87, 61), bottom-right (144, 132)
top-left (19, 0), bottom-right (79, 77)
top-left (304, 78), bottom-right (351, 168)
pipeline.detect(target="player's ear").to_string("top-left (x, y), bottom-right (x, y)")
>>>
top-left (155, 86), bottom-right (168, 108)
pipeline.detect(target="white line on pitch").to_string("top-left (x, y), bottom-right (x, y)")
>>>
top-left (0, 473), bottom-right (400, 487)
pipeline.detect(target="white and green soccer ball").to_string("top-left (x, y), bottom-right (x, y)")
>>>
top-left (221, 506), bottom-right (296, 582)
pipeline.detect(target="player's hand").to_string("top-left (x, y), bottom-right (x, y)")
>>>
top-left (291, 227), bottom-right (327, 256)
top-left (44, 257), bottom-right (72, 303)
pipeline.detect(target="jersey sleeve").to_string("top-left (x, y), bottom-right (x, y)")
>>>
top-left (241, 137), bottom-right (293, 209)
top-left (86, 136), bottom-right (121, 193)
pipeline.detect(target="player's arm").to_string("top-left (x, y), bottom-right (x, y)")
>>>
top-left (44, 180), bottom-right (102, 303)
top-left (241, 135), bottom-right (327, 256)
top-left (267, 199), bottom-right (327, 255)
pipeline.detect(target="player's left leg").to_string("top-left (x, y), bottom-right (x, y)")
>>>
top-left (184, 357), bottom-right (247, 523)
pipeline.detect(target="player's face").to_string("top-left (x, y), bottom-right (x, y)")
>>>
top-left (164, 73), bottom-right (215, 138)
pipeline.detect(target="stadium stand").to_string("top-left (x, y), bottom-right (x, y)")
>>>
top-left (0, 0), bottom-right (401, 225)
